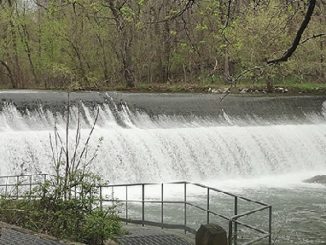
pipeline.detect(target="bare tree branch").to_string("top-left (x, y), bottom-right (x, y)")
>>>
top-left (146, 0), bottom-right (195, 24)
top-left (0, 60), bottom-right (14, 86)
top-left (301, 33), bottom-right (326, 44)
top-left (224, 0), bottom-right (233, 28)
top-left (267, 0), bottom-right (317, 64)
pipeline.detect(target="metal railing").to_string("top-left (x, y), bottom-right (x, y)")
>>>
top-left (0, 174), bottom-right (48, 199)
top-left (0, 175), bottom-right (272, 245)
top-left (100, 181), bottom-right (272, 245)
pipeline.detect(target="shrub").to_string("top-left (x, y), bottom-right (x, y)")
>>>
top-left (82, 210), bottom-right (122, 244)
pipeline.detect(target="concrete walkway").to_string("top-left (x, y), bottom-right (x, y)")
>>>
top-left (0, 221), bottom-right (195, 245)
top-left (0, 229), bottom-right (65, 245)
top-left (0, 222), bottom-right (74, 245)
top-left (117, 224), bottom-right (195, 245)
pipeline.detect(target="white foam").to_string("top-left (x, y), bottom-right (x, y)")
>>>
top-left (0, 101), bottom-right (326, 188)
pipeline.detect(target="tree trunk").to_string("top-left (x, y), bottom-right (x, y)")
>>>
top-left (224, 53), bottom-right (230, 82)
top-left (107, 0), bottom-right (136, 88)
top-left (162, 21), bottom-right (171, 83)
top-left (121, 31), bottom-right (135, 88)
top-left (0, 60), bottom-right (15, 88)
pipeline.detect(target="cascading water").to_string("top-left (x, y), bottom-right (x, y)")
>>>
top-left (0, 91), bottom-right (326, 244)
top-left (0, 92), bottom-right (325, 185)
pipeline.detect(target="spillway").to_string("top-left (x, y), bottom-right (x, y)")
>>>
top-left (0, 91), bottom-right (325, 184)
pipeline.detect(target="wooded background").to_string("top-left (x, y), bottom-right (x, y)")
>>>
top-left (0, 0), bottom-right (325, 89)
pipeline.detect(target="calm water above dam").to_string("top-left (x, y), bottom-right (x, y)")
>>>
top-left (0, 91), bottom-right (325, 244)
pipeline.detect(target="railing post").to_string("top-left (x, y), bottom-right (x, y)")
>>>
top-left (228, 220), bottom-right (233, 245)
top-left (125, 186), bottom-right (128, 224)
top-left (234, 196), bottom-right (238, 245)
top-left (16, 176), bottom-right (19, 199)
top-left (99, 186), bottom-right (103, 211)
top-left (5, 177), bottom-right (8, 199)
top-left (161, 183), bottom-right (164, 229)
top-left (207, 188), bottom-right (210, 224)
top-left (269, 206), bottom-right (272, 245)
top-left (81, 184), bottom-right (84, 202)
top-left (42, 174), bottom-right (47, 199)
top-left (142, 184), bottom-right (145, 227)
top-left (29, 175), bottom-right (32, 199)
top-left (184, 183), bottom-right (187, 234)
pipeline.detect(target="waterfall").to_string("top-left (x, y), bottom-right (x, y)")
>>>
top-left (0, 93), bottom-right (326, 185)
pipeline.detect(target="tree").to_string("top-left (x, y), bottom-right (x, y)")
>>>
top-left (105, 0), bottom-right (137, 88)
top-left (0, 0), bottom-right (324, 89)
top-left (267, 0), bottom-right (317, 64)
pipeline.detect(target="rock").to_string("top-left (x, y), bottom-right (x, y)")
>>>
top-left (240, 88), bottom-right (248, 94)
top-left (196, 224), bottom-right (227, 245)
top-left (223, 88), bottom-right (230, 94)
top-left (274, 87), bottom-right (288, 93)
top-left (104, 239), bottom-right (118, 245)
top-left (211, 89), bottom-right (222, 94)
top-left (229, 87), bottom-right (239, 93)
top-left (208, 88), bottom-right (223, 94)
top-left (303, 175), bottom-right (326, 185)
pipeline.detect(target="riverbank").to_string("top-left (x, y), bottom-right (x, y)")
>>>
top-left (104, 82), bottom-right (326, 95)
top-left (1, 81), bottom-right (326, 95)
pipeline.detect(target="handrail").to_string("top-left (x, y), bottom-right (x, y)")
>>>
top-left (0, 175), bottom-right (272, 245)
top-left (102, 181), bottom-right (272, 245)
top-left (102, 181), bottom-right (270, 206)
top-left (231, 206), bottom-right (271, 221)
top-left (233, 220), bottom-right (267, 235)
top-left (0, 174), bottom-right (48, 179)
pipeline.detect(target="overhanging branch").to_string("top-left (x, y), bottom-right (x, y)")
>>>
top-left (267, 0), bottom-right (316, 64)
top-left (301, 33), bottom-right (326, 44)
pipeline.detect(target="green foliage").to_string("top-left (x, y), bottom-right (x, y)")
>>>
top-left (0, 0), bottom-right (325, 88)
top-left (82, 210), bottom-right (122, 244)
top-left (0, 197), bottom-right (122, 244)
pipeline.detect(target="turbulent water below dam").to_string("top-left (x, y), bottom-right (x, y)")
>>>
top-left (0, 90), bottom-right (326, 244)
